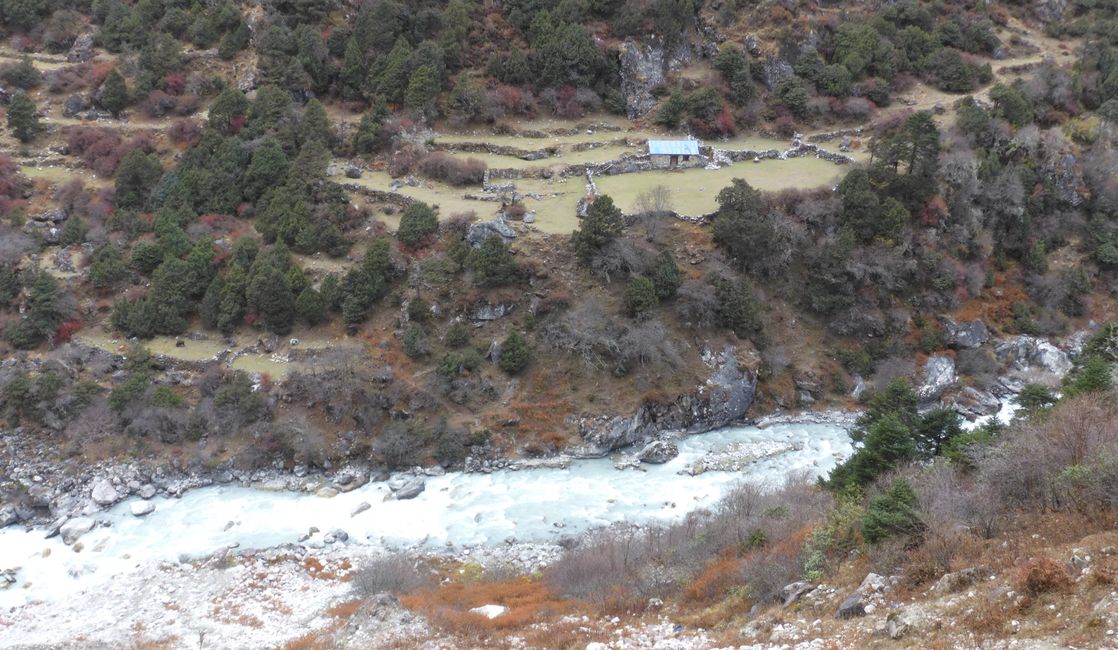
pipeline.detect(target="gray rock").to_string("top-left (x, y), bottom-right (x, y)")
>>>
top-left (0, 506), bottom-right (18, 528)
top-left (850, 374), bottom-right (867, 401)
top-left (67, 33), bottom-right (94, 63)
top-left (918, 355), bottom-right (956, 402)
top-left (60, 517), bottom-right (95, 544)
top-left (994, 336), bottom-right (1073, 382)
top-left (953, 386), bottom-right (1001, 418)
top-left (394, 477), bottom-right (425, 500)
top-left (778, 581), bottom-right (816, 606)
top-left (886, 608), bottom-right (922, 640)
top-left (466, 217), bottom-right (516, 247)
top-left (472, 303), bottom-right (512, 321)
top-left (351, 502), bottom-right (371, 517)
top-left (762, 56), bottom-right (795, 91)
top-left (944, 319), bottom-right (989, 349)
top-left (130, 500), bottom-right (155, 517)
top-left (328, 528), bottom-right (349, 543)
top-left (635, 440), bottom-right (679, 464)
top-left (344, 164), bottom-right (362, 179)
top-left (618, 39), bottom-right (665, 119)
top-left (577, 345), bottom-right (755, 454)
top-left (90, 478), bottom-right (120, 506)
top-left (859, 572), bottom-right (887, 593)
top-left (62, 94), bottom-right (88, 118)
top-left (836, 591), bottom-right (865, 619)
top-left (333, 469), bottom-right (369, 493)
top-left (931, 566), bottom-right (985, 595)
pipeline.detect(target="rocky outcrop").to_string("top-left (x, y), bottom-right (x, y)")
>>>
top-left (618, 40), bottom-right (665, 119)
top-left (466, 216), bottom-right (516, 246)
top-left (994, 336), bottom-right (1073, 384)
top-left (918, 355), bottom-right (956, 403)
top-left (67, 33), bottom-right (94, 63)
top-left (576, 345), bottom-right (756, 455)
top-left (943, 319), bottom-right (989, 349)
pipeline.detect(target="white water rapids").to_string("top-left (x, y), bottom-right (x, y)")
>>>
top-left (0, 422), bottom-right (855, 610)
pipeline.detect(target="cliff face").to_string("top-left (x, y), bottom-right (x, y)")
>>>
top-left (574, 344), bottom-right (756, 456)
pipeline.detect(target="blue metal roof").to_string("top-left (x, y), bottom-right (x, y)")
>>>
top-left (647, 139), bottom-right (700, 156)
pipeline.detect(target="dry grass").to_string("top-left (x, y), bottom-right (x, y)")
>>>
top-left (401, 575), bottom-right (578, 638)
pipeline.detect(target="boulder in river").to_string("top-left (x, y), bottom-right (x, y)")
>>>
top-left (636, 440), bottom-right (679, 464)
top-left (90, 479), bottom-right (120, 506)
top-left (394, 477), bottom-right (425, 500)
top-left (60, 517), bottom-right (95, 545)
top-left (130, 501), bottom-right (155, 517)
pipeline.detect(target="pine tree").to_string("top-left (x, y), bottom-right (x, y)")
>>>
top-left (573, 195), bottom-right (623, 263)
top-left (247, 265), bottom-right (295, 334)
top-left (295, 286), bottom-right (326, 325)
top-left (98, 69), bottom-right (130, 117)
top-left (114, 150), bottom-right (163, 210)
top-left (397, 201), bottom-right (439, 248)
top-left (244, 139), bottom-right (289, 201)
top-left (498, 332), bottom-right (532, 374)
top-left (623, 276), bottom-right (659, 318)
top-left (650, 250), bottom-right (682, 300)
top-left (6, 92), bottom-right (40, 143)
top-left (404, 64), bottom-right (440, 118)
top-left (300, 98), bottom-right (334, 148)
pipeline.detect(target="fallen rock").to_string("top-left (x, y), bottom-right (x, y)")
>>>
top-left (636, 440), bottom-right (679, 464)
top-left (90, 478), bottom-right (120, 506)
top-left (466, 216), bottom-right (516, 247)
top-left (931, 566), bottom-right (985, 595)
top-left (130, 501), bottom-right (155, 517)
top-left (778, 581), bottom-right (816, 606)
top-left (918, 355), bottom-right (956, 402)
top-left (944, 319), bottom-right (989, 349)
top-left (60, 517), bottom-right (95, 545)
top-left (394, 477), bottom-right (425, 500)
top-left (836, 591), bottom-right (865, 619)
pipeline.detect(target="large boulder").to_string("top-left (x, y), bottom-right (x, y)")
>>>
top-left (943, 319), bottom-right (989, 349)
top-left (90, 478), bottom-right (120, 506)
top-left (636, 440), bottom-right (678, 464)
top-left (394, 477), bottom-right (425, 500)
top-left (618, 39), bottom-right (665, 119)
top-left (60, 517), bottom-right (95, 545)
top-left (466, 216), bottom-right (516, 247)
top-left (918, 355), bottom-right (956, 402)
top-left (130, 500), bottom-right (155, 517)
top-left (994, 336), bottom-right (1073, 384)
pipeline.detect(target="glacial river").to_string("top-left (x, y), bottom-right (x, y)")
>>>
top-left (0, 422), bottom-right (854, 609)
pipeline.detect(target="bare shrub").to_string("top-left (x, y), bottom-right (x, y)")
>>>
top-left (419, 152), bottom-right (486, 186)
top-left (539, 299), bottom-right (622, 369)
top-left (1014, 557), bottom-right (1071, 597)
top-left (674, 279), bottom-right (718, 328)
top-left (618, 319), bottom-right (682, 370)
top-left (978, 394), bottom-right (1118, 512)
top-left (387, 145), bottom-right (423, 178)
top-left (355, 554), bottom-right (429, 597)
top-left (66, 128), bottom-right (156, 177)
top-left (589, 238), bottom-right (653, 283)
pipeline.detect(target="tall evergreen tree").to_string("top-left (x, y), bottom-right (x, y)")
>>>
top-left (6, 92), bottom-right (40, 143)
